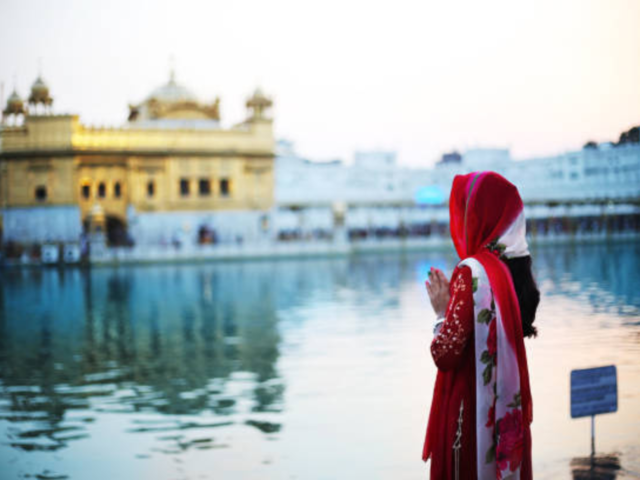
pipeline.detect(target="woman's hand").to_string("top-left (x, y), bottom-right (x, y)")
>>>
top-left (425, 268), bottom-right (450, 318)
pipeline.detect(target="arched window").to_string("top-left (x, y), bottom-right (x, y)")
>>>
top-left (180, 178), bottom-right (190, 196)
top-left (114, 182), bottom-right (122, 198)
top-left (147, 180), bottom-right (155, 197)
top-left (98, 182), bottom-right (106, 198)
top-left (219, 178), bottom-right (231, 197)
top-left (35, 185), bottom-right (47, 202)
top-left (199, 178), bottom-right (211, 196)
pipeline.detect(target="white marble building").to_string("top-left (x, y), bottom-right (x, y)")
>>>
top-left (1, 206), bottom-right (82, 243)
top-left (436, 144), bottom-right (640, 203)
top-left (274, 141), bottom-right (446, 235)
top-left (273, 140), bottom-right (640, 237)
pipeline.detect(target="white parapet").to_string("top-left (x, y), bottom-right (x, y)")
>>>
top-left (1, 205), bottom-right (82, 243)
top-left (127, 209), bottom-right (274, 247)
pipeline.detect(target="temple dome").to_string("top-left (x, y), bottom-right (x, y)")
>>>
top-left (3, 89), bottom-right (25, 116)
top-left (30, 76), bottom-right (48, 95)
top-left (246, 87), bottom-right (273, 120)
top-left (28, 76), bottom-right (53, 107)
top-left (128, 70), bottom-right (220, 127)
top-left (147, 71), bottom-right (197, 103)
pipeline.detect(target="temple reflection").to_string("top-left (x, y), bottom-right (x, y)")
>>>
top-left (0, 244), bottom-right (638, 463)
top-left (0, 262), bottom-right (286, 451)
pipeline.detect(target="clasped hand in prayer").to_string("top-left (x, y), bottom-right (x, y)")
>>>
top-left (425, 267), bottom-right (450, 318)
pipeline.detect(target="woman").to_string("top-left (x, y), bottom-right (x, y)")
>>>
top-left (423, 172), bottom-right (540, 479)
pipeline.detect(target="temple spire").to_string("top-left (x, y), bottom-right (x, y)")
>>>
top-left (3, 75), bottom-right (26, 124)
top-left (169, 54), bottom-right (176, 84)
top-left (246, 87), bottom-right (273, 121)
top-left (28, 63), bottom-right (53, 114)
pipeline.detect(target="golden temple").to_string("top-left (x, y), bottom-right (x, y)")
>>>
top-left (0, 70), bottom-right (275, 246)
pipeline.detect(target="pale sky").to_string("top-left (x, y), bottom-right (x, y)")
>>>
top-left (1, 0), bottom-right (639, 166)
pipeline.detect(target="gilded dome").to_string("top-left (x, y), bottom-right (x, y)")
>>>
top-left (31, 76), bottom-right (48, 94)
top-left (147, 71), bottom-right (197, 103)
top-left (28, 76), bottom-right (53, 106)
top-left (128, 70), bottom-right (220, 125)
top-left (246, 87), bottom-right (272, 120)
top-left (3, 89), bottom-right (25, 116)
top-left (246, 87), bottom-right (271, 107)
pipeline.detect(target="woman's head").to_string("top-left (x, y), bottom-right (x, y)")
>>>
top-left (449, 171), bottom-right (539, 337)
top-left (449, 171), bottom-right (525, 259)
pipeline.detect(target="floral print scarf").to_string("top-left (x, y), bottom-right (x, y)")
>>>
top-left (450, 172), bottom-right (533, 479)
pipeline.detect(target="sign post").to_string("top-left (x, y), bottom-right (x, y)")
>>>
top-left (591, 415), bottom-right (595, 457)
top-left (570, 365), bottom-right (617, 457)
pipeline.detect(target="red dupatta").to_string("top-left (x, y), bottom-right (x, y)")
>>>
top-left (425, 172), bottom-right (533, 479)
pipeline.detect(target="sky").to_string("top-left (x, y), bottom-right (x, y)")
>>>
top-left (0, 0), bottom-right (639, 166)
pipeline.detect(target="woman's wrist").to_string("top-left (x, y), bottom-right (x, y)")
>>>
top-left (433, 315), bottom-right (445, 334)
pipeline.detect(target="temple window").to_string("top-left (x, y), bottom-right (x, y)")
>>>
top-left (147, 180), bottom-right (155, 197)
top-left (98, 182), bottom-right (106, 198)
top-left (199, 179), bottom-right (211, 196)
top-left (34, 185), bottom-right (47, 202)
top-left (180, 178), bottom-right (190, 196)
top-left (220, 178), bottom-right (231, 197)
top-left (114, 182), bottom-right (122, 198)
top-left (81, 183), bottom-right (91, 200)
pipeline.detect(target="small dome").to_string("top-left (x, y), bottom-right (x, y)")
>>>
top-left (246, 87), bottom-right (272, 121)
top-left (7, 90), bottom-right (23, 105)
top-left (28, 76), bottom-right (53, 106)
top-left (246, 87), bottom-right (272, 108)
top-left (3, 89), bottom-right (25, 115)
top-left (31, 76), bottom-right (48, 94)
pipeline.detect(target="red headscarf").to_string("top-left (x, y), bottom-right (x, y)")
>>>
top-left (449, 171), bottom-right (532, 424)
top-left (425, 171), bottom-right (533, 478)
top-left (449, 171), bottom-right (524, 259)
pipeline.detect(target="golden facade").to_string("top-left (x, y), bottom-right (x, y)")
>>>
top-left (0, 72), bottom-right (275, 242)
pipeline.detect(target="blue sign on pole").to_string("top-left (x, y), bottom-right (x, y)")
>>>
top-left (570, 365), bottom-right (617, 419)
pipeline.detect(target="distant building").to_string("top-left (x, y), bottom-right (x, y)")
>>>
top-left (273, 140), bottom-right (640, 240)
top-left (2, 70), bottom-right (638, 254)
top-left (353, 151), bottom-right (396, 169)
top-left (437, 151), bottom-right (462, 166)
top-left (274, 143), bottom-right (447, 238)
top-left (433, 145), bottom-right (640, 203)
top-left (0, 71), bottom-right (275, 247)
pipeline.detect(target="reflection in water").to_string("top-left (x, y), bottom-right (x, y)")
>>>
top-left (0, 241), bottom-right (639, 479)
top-left (534, 241), bottom-right (640, 318)
top-left (0, 265), bottom-right (284, 457)
top-left (571, 454), bottom-right (622, 480)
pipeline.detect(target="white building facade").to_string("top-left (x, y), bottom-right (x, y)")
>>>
top-left (273, 140), bottom-right (640, 240)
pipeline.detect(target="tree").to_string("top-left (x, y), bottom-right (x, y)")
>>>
top-left (618, 126), bottom-right (640, 145)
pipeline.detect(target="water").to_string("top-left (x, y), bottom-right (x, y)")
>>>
top-left (0, 241), bottom-right (639, 479)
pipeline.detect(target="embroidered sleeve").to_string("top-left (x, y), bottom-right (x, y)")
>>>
top-left (430, 265), bottom-right (475, 372)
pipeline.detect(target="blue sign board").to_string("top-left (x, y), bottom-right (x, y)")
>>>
top-left (570, 365), bottom-right (617, 419)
